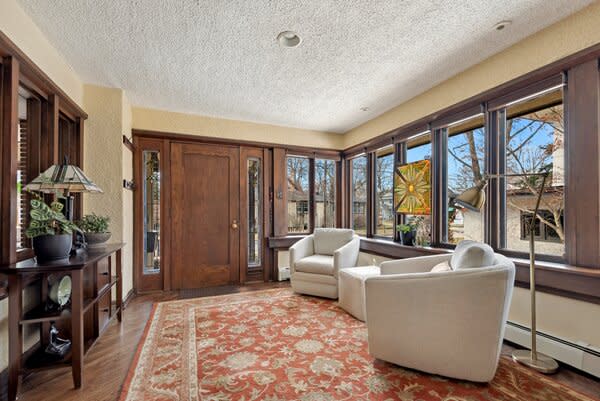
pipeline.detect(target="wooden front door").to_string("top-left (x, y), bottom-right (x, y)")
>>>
top-left (170, 143), bottom-right (240, 289)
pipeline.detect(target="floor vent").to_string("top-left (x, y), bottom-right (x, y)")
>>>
top-left (505, 321), bottom-right (600, 378)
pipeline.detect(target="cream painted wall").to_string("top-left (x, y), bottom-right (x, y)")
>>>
top-left (0, 0), bottom-right (83, 106)
top-left (132, 107), bottom-right (344, 150)
top-left (122, 94), bottom-right (134, 300)
top-left (0, 0), bottom-right (87, 374)
top-left (83, 84), bottom-right (133, 300)
top-left (343, 1), bottom-right (600, 148)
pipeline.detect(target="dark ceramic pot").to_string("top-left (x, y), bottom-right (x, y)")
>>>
top-left (84, 232), bottom-right (111, 249)
top-left (32, 234), bottom-right (72, 263)
top-left (401, 230), bottom-right (416, 246)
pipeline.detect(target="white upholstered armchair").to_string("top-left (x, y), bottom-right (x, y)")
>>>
top-left (364, 243), bottom-right (515, 382)
top-left (289, 228), bottom-right (360, 299)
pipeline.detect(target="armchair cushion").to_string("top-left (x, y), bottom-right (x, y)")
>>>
top-left (294, 255), bottom-right (334, 275)
top-left (313, 228), bottom-right (355, 255)
top-left (450, 241), bottom-right (495, 269)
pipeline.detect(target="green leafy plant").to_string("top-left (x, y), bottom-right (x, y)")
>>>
top-left (25, 195), bottom-right (80, 239)
top-left (397, 223), bottom-right (416, 234)
top-left (77, 214), bottom-right (110, 233)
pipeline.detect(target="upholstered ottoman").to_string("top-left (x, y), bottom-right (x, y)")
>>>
top-left (338, 266), bottom-right (381, 321)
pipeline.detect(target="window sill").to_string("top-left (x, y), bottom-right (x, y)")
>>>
top-left (269, 235), bottom-right (600, 304)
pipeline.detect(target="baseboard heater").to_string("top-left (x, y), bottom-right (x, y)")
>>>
top-left (505, 321), bottom-right (600, 378)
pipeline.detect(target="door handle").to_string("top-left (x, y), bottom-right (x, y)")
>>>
top-left (232, 220), bottom-right (239, 230)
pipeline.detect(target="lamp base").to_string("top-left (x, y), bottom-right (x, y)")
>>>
top-left (512, 349), bottom-right (559, 374)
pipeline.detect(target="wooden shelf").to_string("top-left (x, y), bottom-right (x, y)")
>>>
top-left (22, 338), bottom-right (95, 373)
top-left (20, 304), bottom-right (71, 325)
top-left (20, 298), bottom-right (97, 325)
top-left (3, 245), bottom-right (125, 401)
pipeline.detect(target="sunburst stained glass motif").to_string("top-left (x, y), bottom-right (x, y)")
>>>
top-left (395, 159), bottom-right (431, 215)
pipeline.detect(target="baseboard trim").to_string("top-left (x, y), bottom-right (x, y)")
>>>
top-left (123, 288), bottom-right (135, 309)
top-left (505, 321), bottom-right (600, 377)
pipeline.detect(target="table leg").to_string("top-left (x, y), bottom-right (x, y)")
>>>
top-left (116, 249), bottom-right (123, 322)
top-left (7, 275), bottom-right (22, 401)
top-left (71, 269), bottom-right (84, 388)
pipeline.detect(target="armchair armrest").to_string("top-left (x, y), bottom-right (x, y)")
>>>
top-left (380, 253), bottom-right (452, 275)
top-left (333, 236), bottom-right (360, 277)
top-left (289, 236), bottom-right (314, 274)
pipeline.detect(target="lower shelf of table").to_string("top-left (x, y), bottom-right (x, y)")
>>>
top-left (21, 302), bottom-right (121, 373)
top-left (21, 338), bottom-right (95, 373)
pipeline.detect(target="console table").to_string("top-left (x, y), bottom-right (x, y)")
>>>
top-left (0, 243), bottom-right (125, 401)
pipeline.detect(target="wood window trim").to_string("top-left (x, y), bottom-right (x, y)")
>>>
top-left (342, 41), bottom-right (600, 157)
top-left (0, 32), bottom-right (87, 268)
top-left (334, 46), bottom-right (600, 308)
top-left (132, 137), bottom-right (167, 292)
top-left (285, 155), bottom-right (312, 235)
top-left (133, 129), bottom-right (341, 161)
top-left (372, 146), bottom-right (395, 240)
top-left (240, 147), bottom-right (268, 284)
top-left (285, 155), bottom-right (339, 235)
top-left (0, 30), bottom-right (87, 119)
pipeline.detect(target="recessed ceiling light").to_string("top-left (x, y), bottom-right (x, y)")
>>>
top-left (494, 20), bottom-right (512, 31)
top-left (277, 31), bottom-right (301, 48)
top-left (360, 107), bottom-right (370, 112)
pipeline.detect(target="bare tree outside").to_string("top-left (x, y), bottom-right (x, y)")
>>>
top-left (447, 92), bottom-right (564, 254)
top-left (351, 156), bottom-right (368, 235)
top-left (287, 157), bottom-right (310, 233)
top-left (315, 159), bottom-right (336, 228)
top-left (375, 149), bottom-right (394, 237)
top-left (505, 104), bottom-right (564, 243)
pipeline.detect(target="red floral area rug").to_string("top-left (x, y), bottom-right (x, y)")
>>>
top-left (120, 289), bottom-right (596, 401)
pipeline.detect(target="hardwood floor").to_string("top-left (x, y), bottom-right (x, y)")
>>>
top-left (10, 281), bottom-right (600, 401)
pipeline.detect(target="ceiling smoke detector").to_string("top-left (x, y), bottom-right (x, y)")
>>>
top-left (277, 31), bottom-right (301, 48)
top-left (360, 107), bottom-right (370, 112)
top-left (494, 20), bottom-right (512, 31)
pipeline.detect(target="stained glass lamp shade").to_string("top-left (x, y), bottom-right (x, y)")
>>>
top-left (24, 164), bottom-right (103, 194)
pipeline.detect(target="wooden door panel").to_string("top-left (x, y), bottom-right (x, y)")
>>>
top-left (171, 143), bottom-right (239, 289)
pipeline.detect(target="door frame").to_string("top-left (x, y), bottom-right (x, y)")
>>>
top-left (133, 136), bottom-right (170, 292)
top-left (239, 147), bottom-right (273, 283)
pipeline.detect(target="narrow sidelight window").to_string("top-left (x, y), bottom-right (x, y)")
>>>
top-left (247, 158), bottom-right (262, 266)
top-left (142, 150), bottom-right (161, 274)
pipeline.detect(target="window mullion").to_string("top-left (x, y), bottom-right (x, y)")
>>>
top-left (394, 142), bottom-right (406, 242)
top-left (431, 127), bottom-right (447, 245)
top-left (366, 152), bottom-right (375, 238)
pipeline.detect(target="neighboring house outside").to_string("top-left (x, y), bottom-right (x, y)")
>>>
top-left (461, 189), bottom-right (564, 256)
top-left (460, 123), bottom-right (565, 257)
top-left (288, 188), bottom-right (336, 231)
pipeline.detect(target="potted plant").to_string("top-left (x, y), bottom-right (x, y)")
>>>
top-left (26, 195), bottom-right (79, 263)
top-left (397, 223), bottom-right (417, 246)
top-left (77, 214), bottom-right (111, 249)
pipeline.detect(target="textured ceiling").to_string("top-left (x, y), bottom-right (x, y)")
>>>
top-left (17, 0), bottom-right (593, 133)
